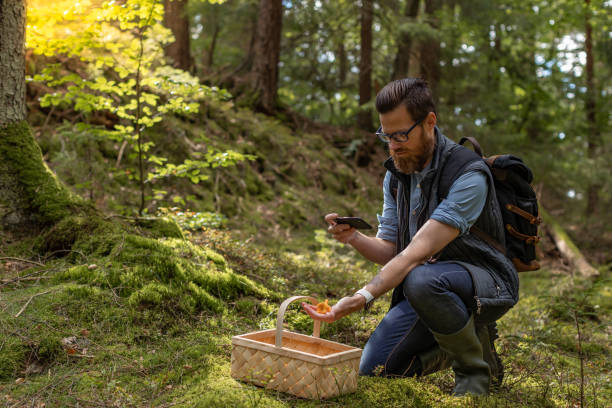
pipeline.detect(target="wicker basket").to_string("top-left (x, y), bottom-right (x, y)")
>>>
top-left (231, 295), bottom-right (362, 399)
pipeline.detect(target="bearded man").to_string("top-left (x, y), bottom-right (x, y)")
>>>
top-left (303, 78), bottom-right (519, 396)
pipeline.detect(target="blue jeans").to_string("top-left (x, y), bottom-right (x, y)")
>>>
top-left (359, 262), bottom-right (478, 377)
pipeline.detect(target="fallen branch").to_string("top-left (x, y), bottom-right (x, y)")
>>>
top-left (42, 249), bottom-right (86, 261)
top-left (541, 208), bottom-right (599, 277)
top-left (0, 269), bottom-right (50, 288)
top-left (0, 256), bottom-right (45, 267)
top-left (15, 290), bottom-right (55, 318)
top-left (68, 354), bottom-right (95, 358)
top-left (1, 276), bottom-right (51, 284)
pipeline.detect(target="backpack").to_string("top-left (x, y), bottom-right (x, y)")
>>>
top-left (390, 136), bottom-right (541, 272)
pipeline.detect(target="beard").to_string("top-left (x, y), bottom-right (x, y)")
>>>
top-left (390, 130), bottom-right (435, 174)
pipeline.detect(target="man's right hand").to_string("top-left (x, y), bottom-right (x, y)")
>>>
top-left (325, 213), bottom-right (358, 244)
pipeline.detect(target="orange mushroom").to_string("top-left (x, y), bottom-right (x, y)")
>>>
top-left (316, 299), bottom-right (332, 314)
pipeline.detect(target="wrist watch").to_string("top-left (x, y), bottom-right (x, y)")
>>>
top-left (355, 287), bottom-right (375, 311)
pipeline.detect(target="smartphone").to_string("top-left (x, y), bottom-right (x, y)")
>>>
top-left (334, 217), bottom-right (373, 230)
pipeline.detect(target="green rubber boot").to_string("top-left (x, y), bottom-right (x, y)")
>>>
top-left (417, 345), bottom-right (451, 376)
top-left (432, 315), bottom-right (491, 396)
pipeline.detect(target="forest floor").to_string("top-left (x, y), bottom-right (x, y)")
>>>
top-left (1, 225), bottom-right (610, 408)
top-left (1, 94), bottom-right (610, 407)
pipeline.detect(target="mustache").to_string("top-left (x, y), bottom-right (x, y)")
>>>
top-left (391, 148), bottom-right (410, 155)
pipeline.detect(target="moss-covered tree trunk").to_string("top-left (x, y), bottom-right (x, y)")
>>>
top-left (0, 0), bottom-right (83, 232)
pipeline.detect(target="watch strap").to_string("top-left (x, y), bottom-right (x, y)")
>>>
top-left (356, 288), bottom-right (375, 308)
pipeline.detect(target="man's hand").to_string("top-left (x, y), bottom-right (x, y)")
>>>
top-left (325, 213), bottom-right (358, 244)
top-left (301, 295), bottom-right (366, 323)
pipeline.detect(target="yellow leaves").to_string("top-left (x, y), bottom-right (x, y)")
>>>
top-left (514, 85), bottom-right (527, 97)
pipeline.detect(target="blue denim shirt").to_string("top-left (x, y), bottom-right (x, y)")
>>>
top-left (376, 168), bottom-right (487, 242)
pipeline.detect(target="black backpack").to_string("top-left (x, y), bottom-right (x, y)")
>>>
top-left (390, 137), bottom-right (541, 272)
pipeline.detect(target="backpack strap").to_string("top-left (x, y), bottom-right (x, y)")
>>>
top-left (458, 137), bottom-right (484, 157)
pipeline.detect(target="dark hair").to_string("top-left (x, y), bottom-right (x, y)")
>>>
top-left (375, 78), bottom-right (436, 121)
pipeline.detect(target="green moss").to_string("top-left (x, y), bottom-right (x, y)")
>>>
top-left (136, 217), bottom-right (185, 239)
top-left (54, 232), bottom-right (275, 313)
top-left (38, 214), bottom-right (111, 254)
top-left (0, 339), bottom-right (25, 380)
top-left (0, 121), bottom-right (87, 225)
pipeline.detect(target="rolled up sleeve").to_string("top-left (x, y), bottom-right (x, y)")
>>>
top-left (376, 171), bottom-right (398, 242)
top-left (430, 170), bottom-right (488, 235)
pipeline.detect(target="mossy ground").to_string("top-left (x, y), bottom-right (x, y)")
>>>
top-left (1, 225), bottom-right (610, 407)
top-left (1, 94), bottom-right (609, 407)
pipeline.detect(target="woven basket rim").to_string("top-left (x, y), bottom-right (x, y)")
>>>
top-left (232, 329), bottom-right (362, 365)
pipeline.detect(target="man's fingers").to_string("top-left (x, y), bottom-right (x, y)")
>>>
top-left (301, 302), bottom-right (335, 322)
top-left (324, 213), bottom-right (338, 225)
top-left (328, 223), bottom-right (351, 233)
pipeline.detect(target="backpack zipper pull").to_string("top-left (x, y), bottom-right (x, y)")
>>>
top-left (474, 296), bottom-right (482, 315)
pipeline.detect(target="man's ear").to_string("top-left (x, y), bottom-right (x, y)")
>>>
top-left (424, 112), bottom-right (437, 131)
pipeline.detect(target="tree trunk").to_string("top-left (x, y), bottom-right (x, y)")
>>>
top-left (0, 0), bottom-right (26, 125)
top-left (584, 0), bottom-right (600, 216)
top-left (337, 41), bottom-right (347, 86)
top-left (420, 0), bottom-right (441, 99)
top-left (251, 0), bottom-right (283, 113)
top-left (163, 0), bottom-right (193, 71)
top-left (206, 22), bottom-right (220, 68)
top-left (357, 0), bottom-right (373, 130)
top-left (391, 0), bottom-right (420, 80)
top-left (0, 0), bottom-right (82, 232)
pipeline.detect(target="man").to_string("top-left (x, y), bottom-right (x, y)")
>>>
top-left (302, 78), bottom-right (519, 396)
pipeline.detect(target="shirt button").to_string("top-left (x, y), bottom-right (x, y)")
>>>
top-left (412, 210), bottom-right (416, 215)
top-left (417, 183), bottom-right (421, 189)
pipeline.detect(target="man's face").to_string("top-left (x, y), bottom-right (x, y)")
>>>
top-left (379, 106), bottom-right (435, 174)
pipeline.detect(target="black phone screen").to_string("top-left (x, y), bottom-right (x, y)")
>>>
top-left (334, 217), bottom-right (373, 230)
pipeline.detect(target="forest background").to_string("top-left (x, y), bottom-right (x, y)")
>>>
top-left (0, 0), bottom-right (610, 407)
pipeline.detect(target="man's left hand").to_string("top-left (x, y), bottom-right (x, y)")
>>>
top-left (301, 295), bottom-right (366, 323)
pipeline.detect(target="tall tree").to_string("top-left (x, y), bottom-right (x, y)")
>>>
top-left (0, 0), bottom-right (26, 125)
top-left (358, 0), bottom-right (373, 129)
top-left (584, 0), bottom-right (600, 216)
top-left (0, 0), bottom-right (80, 230)
top-left (163, 0), bottom-right (193, 71)
top-left (251, 0), bottom-right (283, 113)
top-left (391, 0), bottom-right (420, 80)
top-left (419, 0), bottom-right (440, 98)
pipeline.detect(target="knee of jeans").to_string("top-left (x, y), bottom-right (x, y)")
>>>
top-left (359, 357), bottom-right (381, 376)
top-left (403, 265), bottom-right (437, 308)
top-left (359, 352), bottom-right (385, 376)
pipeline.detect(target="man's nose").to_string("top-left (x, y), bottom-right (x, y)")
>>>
top-left (388, 138), bottom-right (402, 151)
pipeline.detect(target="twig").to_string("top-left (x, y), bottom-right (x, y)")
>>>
top-left (68, 354), bottom-right (95, 358)
top-left (0, 268), bottom-right (50, 288)
top-left (42, 249), bottom-right (86, 261)
top-left (115, 139), bottom-right (128, 167)
top-left (15, 290), bottom-right (55, 318)
top-left (1, 276), bottom-right (51, 284)
top-left (0, 256), bottom-right (45, 267)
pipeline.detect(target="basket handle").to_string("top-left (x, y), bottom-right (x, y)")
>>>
top-left (275, 295), bottom-right (321, 348)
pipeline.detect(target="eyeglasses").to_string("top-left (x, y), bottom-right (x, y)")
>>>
top-left (376, 116), bottom-right (425, 143)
